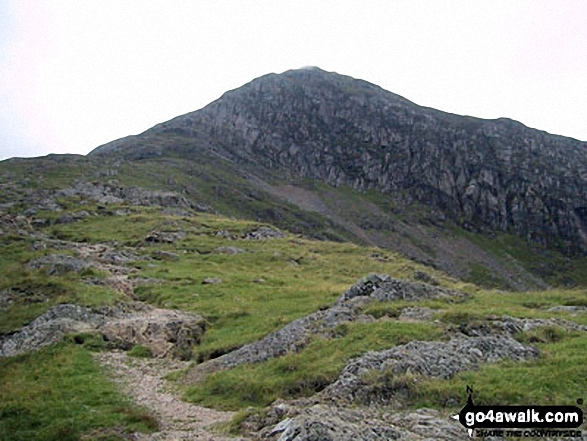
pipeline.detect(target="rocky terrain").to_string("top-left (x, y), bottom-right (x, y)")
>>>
top-left (183, 275), bottom-right (585, 440)
top-left (92, 67), bottom-right (587, 256)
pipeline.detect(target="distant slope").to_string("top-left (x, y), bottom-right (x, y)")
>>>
top-left (6, 153), bottom-right (586, 290)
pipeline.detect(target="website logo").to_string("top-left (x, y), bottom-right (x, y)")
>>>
top-left (452, 386), bottom-right (584, 438)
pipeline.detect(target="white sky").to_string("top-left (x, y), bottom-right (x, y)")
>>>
top-left (1, 0), bottom-right (586, 160)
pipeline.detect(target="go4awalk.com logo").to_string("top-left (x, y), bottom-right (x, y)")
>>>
top-left (452, 386), bottom-right (584, 438)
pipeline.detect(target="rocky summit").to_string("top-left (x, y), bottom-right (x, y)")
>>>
top-left (93, 67), bottom-right (587, 255)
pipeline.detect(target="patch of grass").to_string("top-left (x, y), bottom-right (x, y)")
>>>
top-left (516, 325), bottom-right (569, 344)
top-left (47, 208), bottom-right (164, 245)
top-left (361, 303), bottom-right (403, 319)
top-left (0, 343), bottom-right (158, 441)
top-left (0, 235), bottom-right (130, 333)
top-left (184, 320), bottom-right (444, 410)
top-left (136, 233), bottom-right (453, 362)
top-left (128, 344), bottom-right (153, 358)
top-left (425, 288), bottom-right (587, 325)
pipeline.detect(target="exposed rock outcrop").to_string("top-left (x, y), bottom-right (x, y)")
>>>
top-left (27, 254), bottom-right (93, 275)
top-left (101, 307), bottom-right (207, 359)
top-left (0, 304), bottom-right (111, 357)
top-left (56, 180), bottom-right (201, 210)
top-left (186, 275), bottom-right (462, 382)
top-left (453, 315), bottom-right (587, 337)
top-left (322, 335), bottom-right (539, 405)
top-left (0, 303), bottom-right (206, 359)
top-left (256, 405), bottom-right (469, 441)
top-left (337, 273), bottom-right (464, 304)
top-left (27, 253), bottom-right (132, 275)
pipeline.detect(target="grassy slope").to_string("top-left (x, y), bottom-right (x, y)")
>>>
top-left (4, 154), bottom-right (584, 289)
top-left (1, 155), bottom-right (587, 436)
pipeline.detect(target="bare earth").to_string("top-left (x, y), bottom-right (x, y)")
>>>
top-left (96, 351), bottom-right (247, 441)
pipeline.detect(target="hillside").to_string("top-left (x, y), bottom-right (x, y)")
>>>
top-left (0, 168), bottom-right (586, 439)
top-left (92, 67), bottom-right (587, 253)
top-left (88, 67), bottom-right (587, 289)
top-left (1, 67), bottom-right (587, 439)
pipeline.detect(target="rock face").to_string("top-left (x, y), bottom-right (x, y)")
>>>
top-left (91, 67), bottom-right (587, 253)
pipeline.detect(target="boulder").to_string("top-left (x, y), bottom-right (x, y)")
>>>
top-left (144, 230), bottom-right (187, 243)
top-left (100, 308), bottom-right (206, 360)
top-left (152, 250), bottom-right (180, 261)
top-left (27, 254), bottom-right (91, 275)
top-left (214, 246), bottom-right (246, 254)
top-left (202, 277), bottom-right (223, 285)
top-left (243, 226), bottom-right (286, 240)
top-left (398, 306), bottom-right (438, 322)
top-left (337, 274), bottom-right (464, 304)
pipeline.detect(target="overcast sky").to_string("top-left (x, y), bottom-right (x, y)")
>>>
top-left (1, 1), bottom-right (586, 160)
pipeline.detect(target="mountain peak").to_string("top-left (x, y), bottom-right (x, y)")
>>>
top-left (297, 65), bottom-right (325, 72)
top-left (89, 68), bottom-right (587, 254)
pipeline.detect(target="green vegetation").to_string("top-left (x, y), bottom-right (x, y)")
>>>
top-left (0, 342), bottom-right (157, 441)
top-left (128, 344), bottom-right (153, 358)
top-left (455, 227), bottom-right (587, 287)
top-left (185, 286), bottom-right (587, 410)
top-left (0, 261), bottom-right (123, 335)
top-left (185, 320), bottom-right (445, 410)
top-left (468, 262), bottom-right (509, 289)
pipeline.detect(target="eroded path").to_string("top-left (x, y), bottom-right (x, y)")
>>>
top-left (96, 351), bottom-right (247, 441)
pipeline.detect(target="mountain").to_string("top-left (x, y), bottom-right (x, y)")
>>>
top-left (89, 67), bottom-right (587, 288)
top-left (3, 68), bottom-right (587, 439)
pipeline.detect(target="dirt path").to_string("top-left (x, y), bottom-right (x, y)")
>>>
top-left (96, 351), bottom-right (247, 441)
